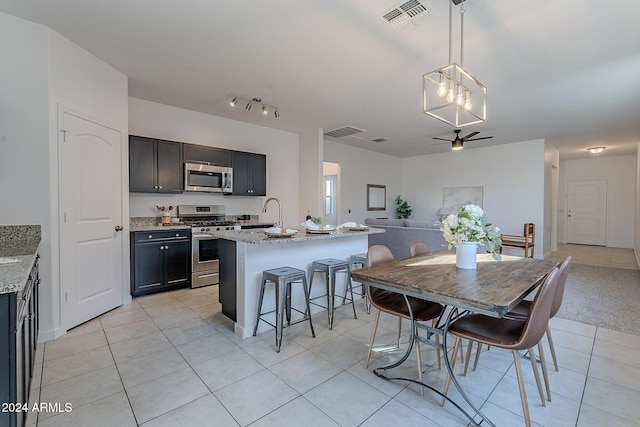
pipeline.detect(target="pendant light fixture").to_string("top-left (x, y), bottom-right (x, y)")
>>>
top-left (423, 0), bottom-right (486, 127)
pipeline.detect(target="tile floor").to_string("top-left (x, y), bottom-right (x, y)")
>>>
top-left (546, 243), bottom-right (638, 270)
top-left (27, 245), bottom-right (640, 426)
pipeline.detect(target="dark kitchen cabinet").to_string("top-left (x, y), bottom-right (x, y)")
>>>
top-left (183, 143), bottom-right (231, 167)
top-left (130, 230), bottom-right (191, 297)
top-left (130, 135), bottom-right (183, 193)
top-left (1, 255), bottom-right (39, 427)
top-left (229, 151), bottom-right (266, 196)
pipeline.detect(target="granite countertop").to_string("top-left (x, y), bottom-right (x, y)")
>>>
top-left (130, 217), bottom-right (191, 232)
top-left (212, 227), bottom-right (384, 244)
top-left (1, 225), bottom-right (42, 295)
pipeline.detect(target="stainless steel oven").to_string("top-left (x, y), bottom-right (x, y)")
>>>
top-left (178, 205), bottom-right (240, 288)
top-left (191, 233), bottom-right (220, 288)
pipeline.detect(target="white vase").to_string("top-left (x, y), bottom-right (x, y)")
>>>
top-left (456, 241), bottom-right (477, 269)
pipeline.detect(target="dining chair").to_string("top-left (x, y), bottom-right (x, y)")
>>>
top-left (500, 223), bottom-right (535, 258)
top-left (365, 245), bottom-right (444, 393)
top-left (467, 255), bottom-right (572, 400)
top-left (441, 267), bottom-right (561, 427)
top-left (409, 240), bottom-right (430, 257)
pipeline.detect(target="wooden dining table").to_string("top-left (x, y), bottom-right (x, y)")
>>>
top-left (351, 250), bottom-right (559, 427)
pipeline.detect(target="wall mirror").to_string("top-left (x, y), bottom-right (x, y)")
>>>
top-left (367, 184), bottom-right (386, 211)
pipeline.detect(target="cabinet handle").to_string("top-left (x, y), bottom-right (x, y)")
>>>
top-left (159, 186), bottom-right (163, 189)
top-left (160, 246), bottom-right (164, 251)
top-left (154, 185), bottom-right (158, 189)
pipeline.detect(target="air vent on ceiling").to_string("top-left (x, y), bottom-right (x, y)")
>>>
top-left (371, 137), bottom-right (388, 143)
top-left (324, 126), bottom-right (365, 139)
top-left (382, 0), bottom-right (434, 31)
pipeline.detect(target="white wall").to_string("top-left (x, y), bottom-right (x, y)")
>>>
top-left (323, 140), bottom-right (403, 223)
top-left (636, 143), bottom-right (640, 264)
top-left (401, 140), bottom-right (546, 258)
top-left (129, 98), bottom-right (300, 226)
top-left (0, 13), bottom-right (51, 332)
top-left (558, 155), bottom-right (636, 248)
top-left (544, 143), bottom-right (560, 256)
top-left (0, 12), bottom-right (129, 341)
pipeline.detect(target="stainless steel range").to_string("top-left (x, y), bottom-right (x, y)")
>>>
top-left (177, 205), bottom-right (240, 288)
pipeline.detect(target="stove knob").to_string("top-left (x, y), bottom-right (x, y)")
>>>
top-left (205, 227), bottom-right (210, 232)
top-left (200, 227), bottom-right (206, 232)
top-left (216, 227), bottom-right (221, 231)
top-left (226, 226), bottom-right (231, 230)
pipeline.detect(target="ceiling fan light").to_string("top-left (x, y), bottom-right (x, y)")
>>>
top-left (587, 146), bottom-right (605, 154)
top-left (452, 140), bottom-right (463, 150)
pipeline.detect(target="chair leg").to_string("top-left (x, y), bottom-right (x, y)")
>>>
top-left (463, 339), bottom-right (473, 375)
top-left (512, 350), bottom-right (533, 427)
top-left (472, 341), bottom-right (483, 371)
top-left (253, 278), bottom-right (267, 336)
top-left (301, 276), bottom-right (315, 338)
top-left (365, 310), bottom-right (381, 368)
top-left (537, 341), bottom-right (551, 402)
top-left (546, 326), bottom-right (559, 371)
top-left (433, 319), bottom-right (441, 370)
top-left (441, 336), bottom-right (462, 407)
top-left (414, 323), bottom-right (424, 396)
top-left (346, 273), bottom-right (357, 319)
top-left (527, 348), bottom-right (545, 407)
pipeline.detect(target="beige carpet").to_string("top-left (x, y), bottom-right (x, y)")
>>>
top-left (556, 263), bottom-right (640, 335)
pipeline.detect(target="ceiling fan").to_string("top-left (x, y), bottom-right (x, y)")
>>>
top-left (432, 129), bottom-right (494, 151)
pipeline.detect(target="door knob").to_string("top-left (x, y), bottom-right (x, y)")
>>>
top-left (115, 225), bottom-right (123, 232)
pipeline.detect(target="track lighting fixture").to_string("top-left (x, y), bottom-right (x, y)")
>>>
top-left (229, 96), bottom-right (280, 118)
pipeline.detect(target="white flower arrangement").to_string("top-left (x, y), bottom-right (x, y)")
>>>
top-left (440, 204), bottom-right (502, 260)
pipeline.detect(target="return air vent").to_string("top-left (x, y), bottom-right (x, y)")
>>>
top-left (324, 126), bottom-right (365, 139)
top-left (382, 0), bottom-right (434, 31)
top-left (371, 137), bottom-right (388, 143)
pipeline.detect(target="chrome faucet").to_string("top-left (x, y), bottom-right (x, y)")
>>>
top-left (262, 197), bottom-right (282, 227)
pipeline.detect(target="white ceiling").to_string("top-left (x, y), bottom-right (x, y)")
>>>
top-left (2, 0), bottom-right (640, 160)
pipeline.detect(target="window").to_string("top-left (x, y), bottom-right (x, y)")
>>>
top-left (325, 177), bottom-right (335, 215)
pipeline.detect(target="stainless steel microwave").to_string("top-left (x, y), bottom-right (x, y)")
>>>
top-left (184, 163), bottom-right (233, 193)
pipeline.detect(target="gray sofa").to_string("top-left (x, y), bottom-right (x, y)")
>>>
top-left (364, 218), bottom-right (449, 259)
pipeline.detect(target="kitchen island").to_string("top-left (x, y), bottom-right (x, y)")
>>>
top-left (213, 227), bottom-right (383, 338)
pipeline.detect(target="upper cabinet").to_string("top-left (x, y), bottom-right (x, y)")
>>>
top-left (230, 151), bottom-right (266, 196)
top-left (130, 135), bottom-right (183, 193)
top-left (184, 144), bottom-right (231, 167)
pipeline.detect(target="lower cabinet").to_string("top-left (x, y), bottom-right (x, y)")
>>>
top-left (0, 254), bottom-right (40, 427)
top-left (130, 230), bottom-right (191, 297)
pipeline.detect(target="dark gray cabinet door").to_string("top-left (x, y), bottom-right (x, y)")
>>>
top-left (129, 136), bottom-right (183, 193)
top-left (157, 139), bottom-right (183, 193)
top-left (229, 151), bottom-right (266, 196)
top-left (129, 136), bottom-right (157, 192)
top-left (184, 144), bottom-right (231, 166)
top-left (163, 240), bottom-right (190, 288)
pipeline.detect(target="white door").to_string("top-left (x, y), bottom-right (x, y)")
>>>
top-left (325, 175), bottom-right (338, 226)
top-left (59, 111), bottom-right (124, 330)
top-left (566, 180), bottom-right (607, 245)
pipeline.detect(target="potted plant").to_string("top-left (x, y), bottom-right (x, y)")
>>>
top-left (395, 195), bottom-right (412, 219)
top-left (440, 204), bottom-right (502, 268)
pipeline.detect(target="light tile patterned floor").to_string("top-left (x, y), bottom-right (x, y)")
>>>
top-left (546, 243), bottom-right (638, 270)
top-left (27, 270), bottom-right (640, 427)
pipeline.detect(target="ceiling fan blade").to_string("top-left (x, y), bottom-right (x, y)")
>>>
top-left (431, 137), bottom-right (452, 142)
top-left (460, 131), bottom-right (479, 140)
top-left (466, 136), bottom-right (494, 142)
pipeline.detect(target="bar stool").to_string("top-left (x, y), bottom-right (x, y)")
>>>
top-left (308, 258), bottom-right (357, 329)
top-left (347, 253), bottom-right (370, 314)
top-left (253, 267), bottom-right (315, 352)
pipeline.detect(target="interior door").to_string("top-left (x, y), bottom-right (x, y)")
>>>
top-left (59, 111), bottom-right (124, 330)
top-left (566, 180), bottom-right (607, 245)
